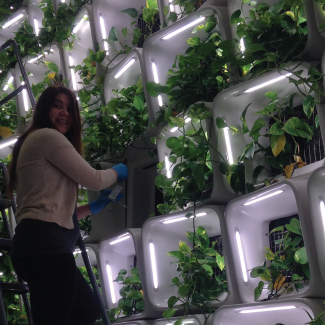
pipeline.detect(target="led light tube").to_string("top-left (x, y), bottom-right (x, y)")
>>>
top-left (162, 17), bottom-right (205, 40)
top-left (244, 190), bottom-right (283, 206)
top-left (21, 82), bottom-right (29, 111)
top-left (319, 199), bottom-right (325, 234)
top-left (162, 212), bottom-right (207, 224)
top-left (170, 127), bottom-right (178, 132)
top-left (244, 73), bottom-right (292, 93)
top-left (109, 235), bottom-right (131, 245)
top-left (224, 128), bottom-right (234, 165)
top-left (0, 138), bottom-right (17, 149)
top-left (149, 243), bottom-right (158, 289)
top-left (28, 52), bottom-right (48, 64)
top-left (3, 76), bottom-right (13, 91)
top-left (185, 117), bottom-right (191, 124)
top-left (240, 38), bottom-right (245, 52)
top-left (236, 231), bottom-right (247, 282)
top-left (73, 14), bottom-right (88, 33)
top-left (118, 233), bottom-right (129, 238)
top-left (106, 264), bottom-right (117, 304)
top-left (99, 16), bottom-right (109, 55)
top-left (240, 306), bottom-right (296, 314)
top-left (113, 114), bottom-right (118, 120)
top-left (73, 249), bottom-right (89, 254)
top-left (165, 154), bottom-right (171, 178)
top-left (34, 18), bottom-right (39, 36)
top-left (69, 55), bottom-right (77, 91)
top-left (3, 13), bottom-right (24, 28)
top-left (151, 62), bottom-right (163, 107)
top-left (169, 0), bottom-right (175, 12)
top-left (114, 59), bottom-right (136, 79)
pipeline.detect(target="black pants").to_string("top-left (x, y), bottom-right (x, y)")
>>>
top-left (12, 253), bottom-right (101, 325)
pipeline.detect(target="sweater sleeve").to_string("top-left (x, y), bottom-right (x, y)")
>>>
top-left (34, 128), bottom-right (117, 191)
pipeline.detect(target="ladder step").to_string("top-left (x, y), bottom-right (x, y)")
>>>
top-left (0, 282), bottom-right (29, 294)
top-left (0, 199), bottom-right (14, 210)
top-left (0, 239), bottom-right (11, 251)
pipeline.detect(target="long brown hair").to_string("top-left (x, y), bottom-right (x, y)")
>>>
top-left (7, 86), bottom-right (83, 198)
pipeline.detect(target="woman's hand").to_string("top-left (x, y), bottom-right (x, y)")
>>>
top-left (111, 163), bottom-right (128, 183)
top-left (89, 189), bottom-right (124, 215)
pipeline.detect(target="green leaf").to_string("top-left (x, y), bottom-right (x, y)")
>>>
top-left (146, 82), bottom-right (169, 97)
top-left (129, 275), bottom-right (141, 283)
top-left (268, 121), bottom-right (285, 135)
top-left (44, 61), bottom-right (59, 73)
top-left (197, 226), bottom-right (206, 235)
top-left (147, 0), bottom-right (158, 9)
top-left (294, 246), bottom-right (308, 264)
top-left (249, 118), bottom-right (265, 141)
top-left (163, 309), bottom-right (177, 319)
top-left (169, 117), bottom-right (185, 128)
top-left (201, 264), bottom-right (213, 276)
top-left (265, 92), bottom-right (277, 101)
top-left (121, 8), bottom-right (138, 18)
top-left (231, 9), bottom-right (242, 24)
top-left (216, 255), bottom-right (225, 271)
top-left (167, 251), bottom-right (184, 260)
top-left (109, 27), bottom-right (118, 42)
top-left (241, 104), bottom-right (251, 134)
top-left (133, 96), bottom-right (144, 111)
top-left (154, 174), bottom-right (174, 188)
top-left (285, 218), bottom-right (302, 235)
top-left (128, 291), bottom-right (143, 299)
top-left (163, 6), bottom-right (169, 17)
top-left (122, 28), bottom-right (127, 37)
top-left (254, 281), bottom-right (264, 301)
top-left (192, 163), bottom-right (205, 191)
top-left (168, 296), bottom-right (178, 308)
top-left (216, 117), bottom-right (227, 129)
top-left (172, 277), bottom-right (180, 284)
top-left (78, 89), bottom-right (92, 104)
top-left (303, 95), bottom-right (315, 119)
top-left (166, 137), bottom-right (181, 150)
top-left (315, 115), bottom-right (320, 129)
top-left (252, 166), bottom-right (264, 183)
top-left (270, 134), bottom-right (286, 157)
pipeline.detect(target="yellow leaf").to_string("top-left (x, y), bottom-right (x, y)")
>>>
top-left (271, 134), bottom-right (286, 157)
top-left (179, 241), bottom-right (191, 253)
top-left (293, 155), bottom-right (306, 169)
top-left (20, 315), bottom-right (27, 319)
top-left (140, 290), bottom-right (144, 297)
top-left (280, 255), bottom-right (285, 261)
top-left (283, 163), bottom-right (294, 179)
top-left (285, 11), bottom-right (295, 19)
top-left (47, 72), bottom-right (56, 79)
top-left (265, 247), bottom-right (275, 257)
top-left (0, 127), bottom-right (12, 139)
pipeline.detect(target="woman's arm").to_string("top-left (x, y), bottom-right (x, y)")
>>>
top-left (77, 204), bottom-right (91, 220)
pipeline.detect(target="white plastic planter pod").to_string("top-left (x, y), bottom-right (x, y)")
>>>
top-left (142, 4), bottom-right (231, 122)
top-left (14, 44), bottom-right (63, 121)
top-left (307, 165), bottom-right (325, 284)
top-left (225, 178), bottom-right (325, 303)
top-left (91, 0), bottom-right (148, 64)
top-left (74, 243), bottom-right (98, 268)
top-left (60, 5), bottom-right (97, 92)
top-left (115, 321), bottom-right (154, 325)
top-left (153, 314), bottom-right (213, 325)
top-left (157, 0), bottom-right (226, 27)
top-left (140, 206), bottom-right (241, 314)
top-left (213, 62), bottom-right (325, 194)
top-left (0, 8), bottom-right (28, 44)
top-left (212, 298), bottom-right (325, 325)
top-left (313, 1), bottom-right (325, 39)
top-left (98, 229), bottom-right (162, 320)
top-left (156, 102), bottom-right (237, 205)
top-left (227, 0), bottom-right (325, 62)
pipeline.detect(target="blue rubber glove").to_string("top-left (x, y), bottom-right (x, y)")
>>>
top-left (89, 189), bottom-right (124, 214)
top-left (112, 163), bottom-right (128, 183)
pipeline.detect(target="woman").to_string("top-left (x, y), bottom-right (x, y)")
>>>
top-left (8, 86), bottom-right (127, 325)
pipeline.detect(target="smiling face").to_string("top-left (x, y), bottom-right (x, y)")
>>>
top-left (49, 93), bottom-right (72, 134)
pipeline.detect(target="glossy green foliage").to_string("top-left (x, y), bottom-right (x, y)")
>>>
top-left (250, 218), bottom-right (309, 301)
top-left (164, 221), bottom-right (227, 325)
top-left (108, 267), bottom-right (144, 322)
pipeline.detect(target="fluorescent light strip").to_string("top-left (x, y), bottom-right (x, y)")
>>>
top-left (244, 73), bottom-right (292, 93)
top-left (149, 243), bottom-right (158, 289)
top-left (224, 128), bottom-right (234, 165)
top-left (21, 82), bottom-right (29, 111)
top-left (3, 76), bottom-right (13, 91)
top-left (170, 127), bottom-right (178, 133)
top-left (319, 199), bottom-right (325, 234)
top-left (69, 55), bottom-right (77, 91)
top-left (240, 38), bottom-right (245, 52)
top-left (118, 233), bottom-right (129, 239)
top-left (151, 62), bottom-right (163, 107)
top-left (99, 16), bottom-right (109, 55)
top-left (0, 138), bottom-right (17, 149)
top-left (244, 190), bottom-right (283, 206)
top-left (3, 13), bottom-right (24, 28)
top-left (73, 14), bottom-right (88, 33)
top-left (162, 16), bottom-right (205, 40)
top-left (73, 249), bottom-right (89, 254)
top-left (114, 59), bottom-right (136, 79)
top-left (169, 0), bottom-right (175, 12)
top-left (34, 18), bottom-right (39, 36)
top-left (109, 235), bottom-right (131, 245)
top-left (165, 154), bottom-right (171, 178)
top-left (162, 212), bottom-right (207, 224)
top-left (236, 231), bottom-right (248, 282)
top-left (240, 306), bottom-right (296, 314)
top-left (106, 264), bottom-right (117, 304)
top-left (185, 117), bottom-right (191, 124)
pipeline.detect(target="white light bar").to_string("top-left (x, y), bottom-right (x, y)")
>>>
top-left (99, 16), bottom-right (109, 55)
top-left (3, 76), bottom-right (14, 91)
top-left (240, 306), bottom-right (296, 314)
top-left (319, 199), bottom-right (325, 234)
top-left (73, 249), bottom-right (89, 254)
top-left (21, 82), bottom-right (29, 112)
top-left (69, 55), bottom-right (77, 91)
top-left (106, 264), bottom-right (117, 304)
top-left (244, 73), bottom-right (292, 93)
top-left (162, 212), bottom-right (207, 224)
top-left (117, 233), bottom-right (129, 239)
top-left (185, 117), bottom-right (191, 124)
top-left (109, 235), bottom-right (131, 245)
top-left (224, 128), bottom-right (234, 165)
top-left (149, 243), bottom-right (158, 289)
top-left (244, 190), bottom-right (283, 206)
top-left (170, 127), bottom-right (178, 133)
top-left (0, 138), bottom-right (18, 150)
top-left (2, 13), bottom-right (24, 29)
top-left (165, 154), bottom-right (171, 178)
top-left (151, 62), bottom-right (163, 107)
top-left (236, 230), bottom-right (247, 282)
top-left (162, 16), bottom-right (205, 40)
top-left (28, 51), bottom-right (49, 64)
top-left (73, 14), bottom-right (88, 34)
top-left (169, 0), bottom-right (175, 12)
top-left (114, 59), bottom-right (136, 79)
top-left (240, 38), bottom-right (245, 52)
top-left (34, 18), bottom-right (39, 36)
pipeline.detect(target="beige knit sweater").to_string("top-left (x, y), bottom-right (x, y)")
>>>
top-left (15, 128), bottom-right (117, 229)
